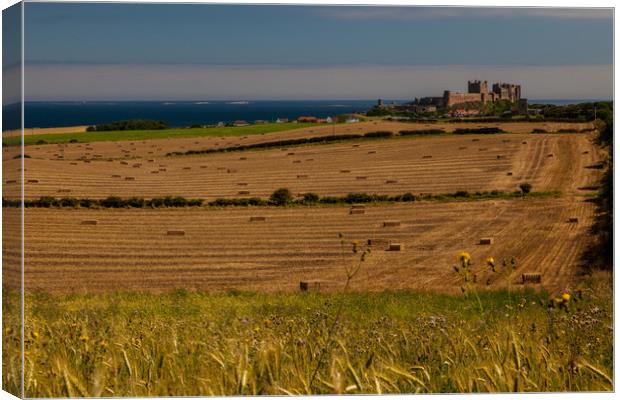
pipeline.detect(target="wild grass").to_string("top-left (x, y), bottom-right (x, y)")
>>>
top-left (3, 123), bottom-right (319, 147)
top-left (3, 271), bottom-right (612, 396)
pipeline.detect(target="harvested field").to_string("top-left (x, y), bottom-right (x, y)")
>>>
top-left (6, 121), bottom-right (592, 160)
top-left (6, 133), bottom-right (602, 200)
top-left (16, 197), bottom-right (594, 294)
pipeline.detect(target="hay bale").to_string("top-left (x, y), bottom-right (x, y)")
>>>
top-left (368, 151), bottom-right (376, 154)
top-left (217, 167), bottom-right (226, 170)
top-left (458, 146), bottom-right (467, 150)
top-left (120, 161), bottom-right (128, 165)
top-left (27, 179), bottom-right (39, 183)
top-left (80, 220), bottom-right (98, 225)
top-left (84, 160), bottom-right (91, 164)
top-left (479, 238), bottom-right (493, 245)
top-left (159, 168), bottom-right (167, 172)
top-left (568, 217), bottom-right (579, 223)
top-left (306, 158), bottom-right (314, 162)
top-left (422, 155), bottom-right (432, 159)
top-left (5, 180), bottom-right (16, 184)
top-left (299, 280), bottom-right (323, 292)
top-left (582, 151), bottom-right (590, 154)
top-left (387, 243), bottom-right (403, 251)
top-left (496, 155), bottom-right (504, 159)
top-left (349, 208), bottom-right (365, 215)
top-left (350, 205), bottom-right (365, 209)
top-left (386, 180), bottom-right (398, 184)
top-left (58, 188), bottom-right (71, 193)
top-left (239, 157), bottom-right (247, 160)
top-left (111, 174), bottom-right (121, 178)
top-left (522, 273), bottom-right (541, 284)
top-left (507, 172), bottom-right (513, 176)
top-left (125, 177), bottom-right (135, 181)
top-left (383, 220), bottom-right (401, 227)
top-left (522, 141), bottom-right (527, 144)
top-left (297, 174), bottom-right (308, 179)
top-left (502, 139), bottom-right (511, 143)
top-left (340, 170), bottom-right (351, 173)
top-left (547, 153), bottom-right (554, 157)
top-left (237, 182), bottom-right (248, 186)
top-left (478, 148), bottom-right (487, 151)
top-left (238, 190), bottom-right (250, 195)
top-left (352, 144), bottom-right (360, 148)
top-left (287, 152), bottom-right (295, 156)
top-left (183, 167), bottom-right (191, 170)
top-left (151, 170), bottom-right (159, 174)
top-left (70, 162), bottom-right (78, 165)
top-left (472, 138), bottom-right (480, 142)
top-left (292, 160), bottom-right (301, 164)
top-left (356, 176), bottom-right (367, 180)
top-left (200, 165), bottom-right (208, 169)
top-left (132, 163), bottom-right (142, 168)
top-left (250, 216), bottom-right (266, 222)
top-left (166, 230), bottom-right (185, 236)
top-left (227, 169), bottom-right (237, 173)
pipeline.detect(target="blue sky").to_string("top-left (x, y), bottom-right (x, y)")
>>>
top-left (17, 4), bottom-right (614, 100)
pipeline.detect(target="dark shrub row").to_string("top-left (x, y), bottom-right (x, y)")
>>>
top-left (167, 134), bottom-right (365, 156)
top-left (4, 188), bottom-right (545, 209)
top-left (86, 119), bottom-right (169, 132)
top-left (363, 131), bottom-right (393, 138)
top-left (399, 129), bottom-right (445, 136)
top-left (3, 196), bottom-right (203, 209)
top-left (453, 127), bottom-right (505, 134)
top-left (167, 131), bottom-right (401, 157)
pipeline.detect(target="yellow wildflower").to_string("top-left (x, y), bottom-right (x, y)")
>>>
top-left (79, 335), bottom-right (89, 342)
top-left (562, 293), bottom-right (570, 302)
top-left (458, 252), bottom-right (471, 264)
top-left (486, 257), bottom-right (496, 272)
top-left (31, 331), bottom-right (39, 340)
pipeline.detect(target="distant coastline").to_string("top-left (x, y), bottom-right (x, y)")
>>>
top-left (1, 99), bottom-right (610, 131)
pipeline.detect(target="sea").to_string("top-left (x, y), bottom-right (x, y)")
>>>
top-left (1, 99), bottom-right (609, 131)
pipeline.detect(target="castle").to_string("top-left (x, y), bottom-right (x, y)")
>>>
top-left (443, 80), bottom-right (521, 107)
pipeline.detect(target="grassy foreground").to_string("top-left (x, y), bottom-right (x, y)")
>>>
top-left (3, 122), bottom-right (318, 146)
top-left (3, 272), bottom-right (612, 396)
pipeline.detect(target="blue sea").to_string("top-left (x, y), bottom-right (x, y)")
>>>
top-left (1, 99), bottom-right (609, 131)
top-left (16, 100), bottom-right (380, 130)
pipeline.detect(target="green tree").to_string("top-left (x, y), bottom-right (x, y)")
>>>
top-left (270, 188), bottom-right (293, 206)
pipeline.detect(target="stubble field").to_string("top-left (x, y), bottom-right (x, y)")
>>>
top-left (0, 122), bottom-right (604, 294)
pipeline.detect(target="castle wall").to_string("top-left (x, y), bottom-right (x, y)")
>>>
top-left (443, 91), bottom-right (483, 107)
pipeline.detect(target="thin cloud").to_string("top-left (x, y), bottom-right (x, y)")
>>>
top-left (314, 6), bottom-right (612, 21)
top-left (24, 63), bottom-right (613, 101)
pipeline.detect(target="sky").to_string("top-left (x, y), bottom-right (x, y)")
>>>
top-left (10, 3), bottom-right (615, 101)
